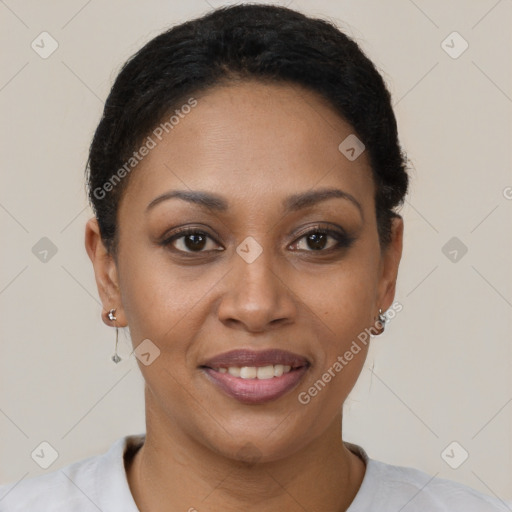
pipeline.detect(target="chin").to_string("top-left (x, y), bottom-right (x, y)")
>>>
top-left (204, 425), bottom-right (304, 465)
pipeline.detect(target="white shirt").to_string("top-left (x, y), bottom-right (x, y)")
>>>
top-left (0, 433), bottom-right (510, 511)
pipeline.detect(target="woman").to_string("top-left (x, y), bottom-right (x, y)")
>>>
top-left (0, 4), bottom-right (509, 511)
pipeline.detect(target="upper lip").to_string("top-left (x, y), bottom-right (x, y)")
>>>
top-left (201, 349), bottom-right (310, 369)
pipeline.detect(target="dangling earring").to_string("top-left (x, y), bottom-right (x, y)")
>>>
top-left (377, 308), bottom-right (387, 335)
top-left (107, 308), bottom-right (121, 363)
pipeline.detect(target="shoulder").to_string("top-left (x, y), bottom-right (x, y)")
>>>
top-left (345, 442), bottom-right (511, 512)
top-left (0, 452), bottom-right (100, 511)
top-left (0, 434), bottom-right (144, 512)
top-left (369, 458), bottom-right (512, 511)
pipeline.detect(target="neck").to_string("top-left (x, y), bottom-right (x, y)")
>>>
top-left (126, 397), bottom-right (366, 512)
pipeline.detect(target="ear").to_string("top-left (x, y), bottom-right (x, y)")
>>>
top-left (376, 215), bottom-right (404, 313)
top-left (84, 217), bottom-right (127, 327)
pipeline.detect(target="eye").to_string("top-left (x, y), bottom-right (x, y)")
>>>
top-left (161, 227), bottom-right (222, 254)
top-left (290, 227), bottom-right (355, 252)
top-left (160, 225), bottom-right (355, 255)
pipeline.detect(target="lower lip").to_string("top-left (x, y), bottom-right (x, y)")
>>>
top-left (201, 366), bottom-right (309, 405)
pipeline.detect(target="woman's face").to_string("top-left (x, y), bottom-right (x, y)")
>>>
top-left (86, 80), bottom-right (403, 462)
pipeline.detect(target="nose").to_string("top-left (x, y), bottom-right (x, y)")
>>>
top-left (217, 244), bottom-right (297, 333)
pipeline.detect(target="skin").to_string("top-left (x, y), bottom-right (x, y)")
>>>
top-left (85, 80), bottom-right (403, 512)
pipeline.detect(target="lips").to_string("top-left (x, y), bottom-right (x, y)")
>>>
top-left (199, 349), bottom-right (311, 405)
top-left (201, 348), bottom-right (310, 369)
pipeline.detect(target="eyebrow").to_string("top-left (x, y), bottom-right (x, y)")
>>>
top-left (145, 187), bottom-right (364, 220)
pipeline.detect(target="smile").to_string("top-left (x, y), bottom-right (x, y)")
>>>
top-left (201, 364), bottom-right (310, 405)
top-left (213, 364), bottom-right (292, 379)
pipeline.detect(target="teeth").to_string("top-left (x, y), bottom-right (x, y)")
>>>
top-left (228, 367), bottom-right (241, 377)
top-left (240, 366), bottom-right (257, 379)
top-left (256, 365), bottom-right (274, 379)
top-left (217, 364), bottom-right (295, 379)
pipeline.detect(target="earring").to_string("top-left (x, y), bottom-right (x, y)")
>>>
top-left (377, 308), bottom-right (387, 335)
top-left (107, 308), bottom-right (121, 363)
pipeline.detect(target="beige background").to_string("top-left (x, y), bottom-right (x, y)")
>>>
top-left (1, 0), bottom-right (511, 503)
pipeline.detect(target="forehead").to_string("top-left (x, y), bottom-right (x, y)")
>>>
top-left (120, 80), bottom-right (374, 215)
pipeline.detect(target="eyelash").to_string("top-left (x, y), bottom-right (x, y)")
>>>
top-left (160, 225), bottom-right (355, 256)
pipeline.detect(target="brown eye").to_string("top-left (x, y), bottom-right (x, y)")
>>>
top-left (161, 225), bottom-right (354, 256)
top-left (299, 231), bottom-right (333, 251)
top-left (176, 232), bottom-right (208, 252)
top-left (162, 228), bottom-right (222, 253)
top-left (291, 228), bottom-right (354, 252)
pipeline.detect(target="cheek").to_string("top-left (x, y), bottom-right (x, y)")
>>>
top-left (298, 286), bottom-right (372, 416)
top-left (299, 254), bottom-right (378, 329)
top-left (296, 249), bottom-right (377, 380)
top-left (117, 244), bottom-right (201, 342)
top-left (120, 231), bottom-right (378, 341)
top-left (326, 273), bottom-right (375, 331)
